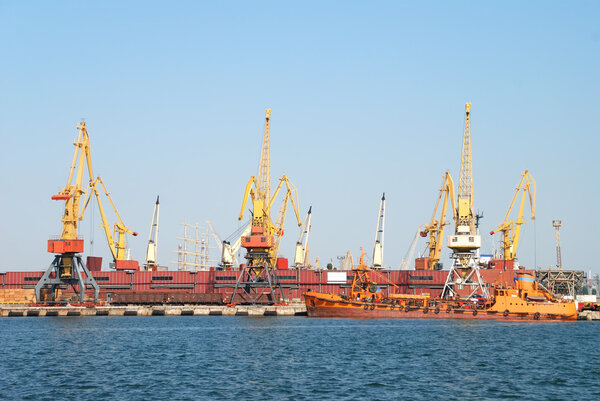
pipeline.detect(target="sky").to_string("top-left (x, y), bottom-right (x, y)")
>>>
top-left (1, 1), bottom-right (599, 274)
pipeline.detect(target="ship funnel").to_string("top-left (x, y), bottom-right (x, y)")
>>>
top-left (515, 272), bottom-right (535, 291)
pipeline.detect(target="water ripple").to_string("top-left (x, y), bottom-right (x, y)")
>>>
top-left (0, 317), bottom-right (598, 400)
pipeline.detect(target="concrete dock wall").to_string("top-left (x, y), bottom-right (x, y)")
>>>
top-left (0, 304), bottom-right (307, 317)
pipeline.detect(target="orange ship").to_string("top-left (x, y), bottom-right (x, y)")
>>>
top-left (304, 254), bottom-right (577, 321)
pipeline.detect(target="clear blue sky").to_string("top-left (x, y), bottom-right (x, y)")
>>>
top-left (1, 1), bottom-right (599, 274)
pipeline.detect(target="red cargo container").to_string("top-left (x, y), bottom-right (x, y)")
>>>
top-left (414, 257), bottom-right (429, 270)
top-left (86, 256), bottom-right (102, 271)
top-left (114, 260), bottom-right (140, 270)
top-left (276, 258), bottom-right (289, 269)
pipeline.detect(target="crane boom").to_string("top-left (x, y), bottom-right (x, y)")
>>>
top-left (145, 196), bottom-right (160, 270)
top-left (401, 225), bottom-right (423, 270)
top-left (294, 206), bottom-right (312, 268)
top-left (54, 121), bottom-right (93, 241)
top-left (257, 109), bottom-right (271, 206)
top-left (372, 193), bottom-right (385, 269)
top-left (81, 176), bottom-right (139, 269)
top-left (421, 172), bottom-right (456, 270)
top-left (490, 170), bottom-right (536, 262)
top-left (457, 102), bottom-right (475, 233)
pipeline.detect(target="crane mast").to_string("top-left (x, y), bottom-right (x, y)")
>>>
top-left (257, 109), bottom-right (271, 207)
top-left (372, 193), bottom-right (385, 269)
top-left (36, 122), bottom-right (99, 303)
top-left (490, 171), bottom-right (536, 268)
top-left (443, 103), bottom-right (488, 299)
top-left (457, 103), bottom-right (475, 233)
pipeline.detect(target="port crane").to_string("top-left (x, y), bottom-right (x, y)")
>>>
top-left (419, 172), bottom-right (455, 270)
top-left (442, 103), bottom-right (488, 299)
top-left (81, 177), bottom-right (139, 270)
top-left (294, 207), bottom-right (312, 268)
top-left (401, 225), bottom-right (423, 270)
top-left (207, 221), bottom-right (251, 269)
top-left (231, 109), bottom-right (302, 304)
top-left (36, 122), bottom-right (100, 303)
top-left (145, 196), bottom-right (160, 271)
top-left (372, 194), bottom-right (385, 269)
top-left (490, 171), bottom-right (535, 267)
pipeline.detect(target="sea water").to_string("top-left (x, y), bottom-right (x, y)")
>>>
top-left (0, 316), bottom-right (598, 400)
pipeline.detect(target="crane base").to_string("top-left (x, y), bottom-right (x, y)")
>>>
top-left (35, 254), bottom-right (100, 303)
top-left (229, 265), bottom-right (285, 305)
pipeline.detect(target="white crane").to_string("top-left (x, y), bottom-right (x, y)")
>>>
top-left (145, 196), bottom-right (160, 271)
top-left (294, 206), bottom-right (312, 268)
top-left (401, 225), bottom-right (423, 270)
top-left (206, 221), bottom-right (251, 269)
top-left (373, 193), bottom-right (385, 269)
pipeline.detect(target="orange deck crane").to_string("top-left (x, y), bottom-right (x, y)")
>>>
top-left (36, 122), bottom-right (100, 303)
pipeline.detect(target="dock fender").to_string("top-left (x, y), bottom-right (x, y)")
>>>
top-left (533, 312), bottom-right (541, 320)
top-left (434, 307), bottom-right (440, 314)
top-left (405, 306), bottom-right (410, 313)
top-left (503, 309), bottom-right (510, 317)
top-left (369, 304), bottom-right (376, 310)
top-left (423, 307), bottom-right (429, 314)
top-left (364, 304), bottom-right (369, 310)
top-left (472, 309), bottom-right (478, 316)
top-left (390, 304), bottom-right (395, 310)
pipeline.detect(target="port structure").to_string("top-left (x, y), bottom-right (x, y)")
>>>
top-left (207, 220), bottom-right (251, 269)
top-left (417, 172), bottom-right (455, 270)
top-left (553, 220), bottom-right (562, 269)
top-left (36, 122), bottom-right (99, 303)
top-left (80, 176), bottom-right (139, 270)
top-left (372, 194), bottom-right (385, 269)
top-left (144, 196), bottom-right (160, 271)
top-left (294, 206), bottom-right (312, 268)
top-left (231, 109), bottom-right (302, 304)
top-left (442, 103), bottom-right (488, 299)
top-left (489, 171), bottom-right (536, 269)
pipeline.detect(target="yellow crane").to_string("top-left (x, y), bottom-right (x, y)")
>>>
top-left (490, 170), bottom-right (536, 265)
top-left (420, 172), bottom-right (456, 270)
top-left (443, 103), bottom-right (487, 299)
top-left (36, 122), bottom-right (99, 303)
top-left (447, 103), bottom-right (482, 258)
top-left (81, 177), bottom-right (139, 270)
top-left (232, 109), bottom-right (301, 304)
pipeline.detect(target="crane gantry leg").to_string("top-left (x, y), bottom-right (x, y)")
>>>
top-left (230, 262), bottom-right (285, 304)
top-left (35, 254), bottom-right (99, 303)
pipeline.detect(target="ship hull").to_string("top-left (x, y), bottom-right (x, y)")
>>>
top-left (304, 292), bottom-right (577, 321)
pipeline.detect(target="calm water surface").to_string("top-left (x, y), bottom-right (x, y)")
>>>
top-left (0, 316), bottom-right (598, 400)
